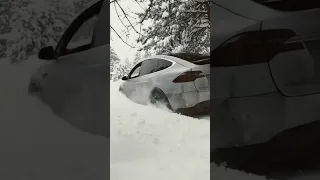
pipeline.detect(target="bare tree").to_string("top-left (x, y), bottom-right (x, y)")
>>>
top-left (110, 0), bottom-right (149, 49)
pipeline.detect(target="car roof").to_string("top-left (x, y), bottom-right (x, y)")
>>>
top-left (136, 53), bottom-right (209, 67)
top-left (136, 54), bottom-right (191, 67)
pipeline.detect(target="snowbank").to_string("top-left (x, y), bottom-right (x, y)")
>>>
top-left (0, 58), bottom-right (108, 180)
top-left (110, 80), bottom-right (210, 180)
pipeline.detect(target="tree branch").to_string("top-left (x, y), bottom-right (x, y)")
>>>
top-left (114, 0), bottom-right (145, 37)
top-left (110, 26), bottom-right (136, 48)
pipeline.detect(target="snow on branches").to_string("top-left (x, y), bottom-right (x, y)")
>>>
top-left (136, 0), bottom-right (210, 54)
top-left (0, 0), bottom-right (92, 63)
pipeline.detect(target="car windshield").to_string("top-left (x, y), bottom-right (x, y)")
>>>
top-left (167, 53), bottom-right (210, 65)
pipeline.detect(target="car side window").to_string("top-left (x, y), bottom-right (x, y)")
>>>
top-left (54, 1), bottom-right (102, 57)
top-left (211, 31), bottom-right (266, 67)
top-left (140, 59), bottom-right (159, 76)
top-left (128, 62), bottom-right (142, 79)
top-left (66, 15), bottom-right (98, 50)
top-left (157, 59), bottom-right (172, 71)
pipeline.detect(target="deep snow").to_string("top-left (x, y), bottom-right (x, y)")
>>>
top-left (2, 57), bottom-right (317, 180)
top-left (110, 80), bottom-right (210, 180)
top-left (0, 58), bottom-right (108, 180)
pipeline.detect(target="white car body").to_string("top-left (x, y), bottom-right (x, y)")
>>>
top-left (119, 53), bottom-right (210, 115)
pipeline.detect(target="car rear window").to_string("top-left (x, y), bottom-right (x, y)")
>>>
top-left (167, 53), bottom-right (210, 65)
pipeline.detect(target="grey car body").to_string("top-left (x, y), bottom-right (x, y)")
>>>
top-left (28, 0), bottom-right (109, 137)
top-left (211, 0), bottom-right (320, 149)
top-left (210, 0), bottom-right (320, 175)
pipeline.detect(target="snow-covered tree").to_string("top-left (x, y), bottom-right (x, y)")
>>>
top-left (132, 51), bottom-right (141, 66)
top-left (111, 58), bottom-right (133, 81)
top-left (143, 50), bottom-right (152, 58)
top-left (136, 0), bottom-right (210, 54)
top-left (0, 0), bottom-right (95, 63)
top-left (110, 47), bottom-right (121, 79)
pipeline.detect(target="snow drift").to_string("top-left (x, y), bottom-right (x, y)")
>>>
top-left (0, 58), bottom-right (108, 180)
top-left (110, 80), bottom-right (210, 180)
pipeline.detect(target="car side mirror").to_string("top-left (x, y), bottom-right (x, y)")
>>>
top-left (38, 46), bottom-right (55, 60)
top-left (122, 76), bottom-right (128, 80)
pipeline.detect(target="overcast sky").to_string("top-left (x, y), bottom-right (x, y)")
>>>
top-left (110, 0), bottom-right (149, 61)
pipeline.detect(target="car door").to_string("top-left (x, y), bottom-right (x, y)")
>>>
top-left (121, 62), bottom-right (142, 99)
top-left (152, 58), bottom-right (174, 92)
top-left (39, 0), bottom-right (109, 137)
top-left (138, 58), bottom-right (160, 100)
top-left (123, 59), bottom-right (159, 104)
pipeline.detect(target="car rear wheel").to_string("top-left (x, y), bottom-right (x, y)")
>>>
top-left (150, 89), bottom-right (173, 111)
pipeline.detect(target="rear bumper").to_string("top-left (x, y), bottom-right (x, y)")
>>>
top-left (212, 120), bottom-right (320, 177)
top-left (176, 100), bottom-right (210, 116)
top-left (167, 90), bottom-right (210, 115)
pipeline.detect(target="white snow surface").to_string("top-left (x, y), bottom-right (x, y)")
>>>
top-left (110, 80), bottom-right (210, 180)
top-left (109, 81), bottom-right (270, 180)
top-left (2, 56), bottom-right (316, 180)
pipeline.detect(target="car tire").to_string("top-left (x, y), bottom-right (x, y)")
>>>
top-left (150, 89), bottom-right (173, 111)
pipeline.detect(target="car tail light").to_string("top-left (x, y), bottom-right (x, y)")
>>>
top-left (172, 70), bottom-right (204, 83)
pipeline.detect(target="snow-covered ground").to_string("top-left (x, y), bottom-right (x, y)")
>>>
top-left (0, 58), bottom-right (108, 180)
top-left (109, 81), bottom-right (270, 180)
top-left (2, 56), bottom-right (318, 180)
top-left (110, 80), bottom-right (210, 180)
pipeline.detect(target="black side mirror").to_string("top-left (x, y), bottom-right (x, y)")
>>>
top-left (122, 76), bottom-right (128, 80)
top-left (38, 46), bottom-right (55, 60)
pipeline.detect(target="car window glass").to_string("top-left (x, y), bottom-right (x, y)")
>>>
top-left (211, 31), bottom-right (266, 67)
top-left (55, 1), bottom-right (102, 57)
top-left (140, 59), bottom-right (159, 76)
top-left (67, 15), bottom-right (98, 49)
top-left (130, 66), bottom-right (141, 78)
top-left (265, 30), bottom-right (320, 96)
top-left (157, 59), bottom-right (172, 71)
top-left (129, 63), bottom-right (142, 79)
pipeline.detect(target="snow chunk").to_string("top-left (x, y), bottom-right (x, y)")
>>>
top-left (162, 11), bottom-right (169, 18)
top-left (161, 2), bottom-right (168, 9)
top-left (178, 4), bottom-right (186, 11)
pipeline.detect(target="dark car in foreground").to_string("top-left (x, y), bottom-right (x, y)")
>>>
top-left (210, 0), bottom-right (320, 177)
